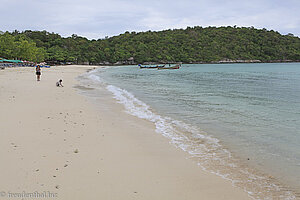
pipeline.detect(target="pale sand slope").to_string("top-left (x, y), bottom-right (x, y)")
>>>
top-left (0, 66), bottom-right (251, 200)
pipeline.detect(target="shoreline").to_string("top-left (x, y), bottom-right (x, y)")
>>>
top-left (51, 61), bottom-right (300, 67)
top-left (2, 61), bottom-right (299, 70)
top-left (0, 66), bottom-right (251, 199)
top-left (83, 65), bottom-right (299, 199)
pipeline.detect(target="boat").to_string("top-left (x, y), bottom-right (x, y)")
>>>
top-left (157, 64), bottom-right (181, 70)
top-left (138, 64), bottom-right (165, 69)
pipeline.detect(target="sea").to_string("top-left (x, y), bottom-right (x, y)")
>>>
top-left (79, 63), bottom-right (300, 199)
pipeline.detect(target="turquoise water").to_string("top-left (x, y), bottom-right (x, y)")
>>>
top-left (84, 63), bottom-right (300, 199)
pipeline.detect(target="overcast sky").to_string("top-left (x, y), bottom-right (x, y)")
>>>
top-left (0, 0), bottom-right (299, 39)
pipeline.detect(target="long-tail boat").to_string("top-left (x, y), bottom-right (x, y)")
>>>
top-left (157, 64), bottom-right (181, 70)
top-left (138, 64), bottom-right (165, 69)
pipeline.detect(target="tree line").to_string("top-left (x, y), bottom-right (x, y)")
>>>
top-left (0, 32), bottom-right (46, 62)
top-left (1, 26), bottom-right (300, 64)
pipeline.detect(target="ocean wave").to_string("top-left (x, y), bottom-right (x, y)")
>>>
top-left (87, 73), bottom-right (104, 84)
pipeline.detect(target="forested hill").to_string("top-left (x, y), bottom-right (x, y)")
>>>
top-left (1, 26), bottom-right (300, 64)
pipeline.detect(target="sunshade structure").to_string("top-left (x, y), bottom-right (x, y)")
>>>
top-left (0, 59), bottom-right (23, 63)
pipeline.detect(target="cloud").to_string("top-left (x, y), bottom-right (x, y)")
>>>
top-left (0, 0), bottom-right (299, 38)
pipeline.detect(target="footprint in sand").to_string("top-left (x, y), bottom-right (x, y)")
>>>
top-left (11, 143), bottom-right (18, 149)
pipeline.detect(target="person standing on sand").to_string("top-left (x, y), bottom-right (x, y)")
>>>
top-left (36, 65), bottom-right (41, 81)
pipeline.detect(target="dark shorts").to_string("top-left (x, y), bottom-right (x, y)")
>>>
top-left (36, 72), bottom-right (41, 75)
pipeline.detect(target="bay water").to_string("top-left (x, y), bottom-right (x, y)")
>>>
top-left (82, 63), bottom-right (300, 199)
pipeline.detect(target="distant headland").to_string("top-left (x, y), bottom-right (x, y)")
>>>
top-left (1, 26), bottom-right (300, 65)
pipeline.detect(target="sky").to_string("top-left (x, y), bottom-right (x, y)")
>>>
top-left (0, 0), bottom-right (299, 39)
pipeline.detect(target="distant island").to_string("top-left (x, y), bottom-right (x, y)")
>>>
top-left (1, 26), bottom-right (300, 65)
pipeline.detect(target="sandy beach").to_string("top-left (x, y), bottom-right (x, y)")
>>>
top-left (0, 66), bottom-right (251, 200)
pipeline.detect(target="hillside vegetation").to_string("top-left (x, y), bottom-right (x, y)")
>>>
top-left (1, 26), bottom-right (300, 64)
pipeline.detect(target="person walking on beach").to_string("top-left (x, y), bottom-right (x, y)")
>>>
top-left (36, 65), bottom-right (41, 81)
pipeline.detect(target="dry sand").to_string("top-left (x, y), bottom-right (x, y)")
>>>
top-left (0, 66), bottom-right (251, 199)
